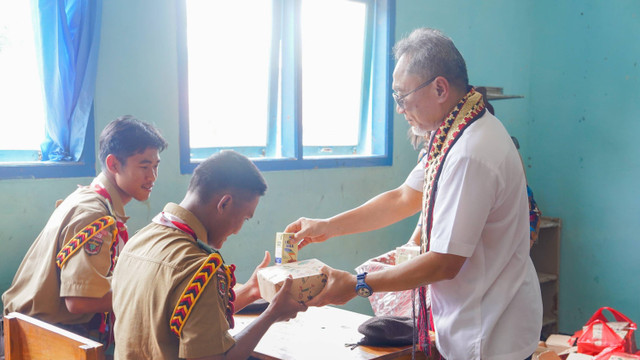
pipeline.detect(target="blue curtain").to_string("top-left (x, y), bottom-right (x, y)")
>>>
top-left (34, 0), bottom-right (102, 161)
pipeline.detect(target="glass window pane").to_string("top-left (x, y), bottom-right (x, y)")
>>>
top-left (0, 1), bottom-right (45, 151)
top-left (185, 0), bottom-right (271, 148)
top-left (300, 0), bottom-right (366, 147)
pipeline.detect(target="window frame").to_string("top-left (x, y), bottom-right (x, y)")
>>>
top-left (0, 112), bottom-right (96, 179)
top-left (0, 0), bottom-right (100, 180)
top-left (177, 0), bottom-right (396, 173)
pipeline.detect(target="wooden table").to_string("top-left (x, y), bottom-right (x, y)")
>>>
top-left (229, 306), bottom-right (426, 360)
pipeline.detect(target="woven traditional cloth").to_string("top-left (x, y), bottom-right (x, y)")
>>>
top-left (418, 87), bottom-right (486, 355)
top-left (55, 216), bottom-right (116, 269)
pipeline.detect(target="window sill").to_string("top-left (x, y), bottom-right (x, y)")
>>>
top-left (0, 161), bottom-right (96, 179)
top-left (181, 154), bottom-right (392, 174)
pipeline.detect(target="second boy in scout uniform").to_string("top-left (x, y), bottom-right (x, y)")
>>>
top-left (112, 150), bottom-right (306, 359)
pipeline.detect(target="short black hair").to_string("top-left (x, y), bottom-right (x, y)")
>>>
top-left (188, 150), bottom-right (267, 204)
top-left (98, 115), bottom-right (168, 168)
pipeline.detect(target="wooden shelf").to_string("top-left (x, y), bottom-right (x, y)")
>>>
top-left (478, 86), bottom-right (524, 101)
top-left (543, 315), bottom-right (558, 327)
top-left (487, 94), bottom-right (524, 100)
top-left (531, 216), bottom-right (562, 339)
top-left (538, 272), bottom-right (558, 284)
top-left (540, 217), bottom-right (561, 229)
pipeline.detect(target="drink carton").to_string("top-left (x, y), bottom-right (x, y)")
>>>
top-left (275, 232), bottom-right (298, 264)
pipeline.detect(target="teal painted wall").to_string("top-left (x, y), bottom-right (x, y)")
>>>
top-left (527, 1), bottom-right (640, 338)
top-left (1, 0), bottom-right (638, 340)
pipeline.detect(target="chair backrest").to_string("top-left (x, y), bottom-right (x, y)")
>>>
top-left (3, 312), bottom-right (104, 360)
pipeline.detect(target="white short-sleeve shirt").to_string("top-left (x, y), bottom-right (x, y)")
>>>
top-left (404, 151), bottom-right (428, 191)
top-left (427, 111), bottom-right (542, 360)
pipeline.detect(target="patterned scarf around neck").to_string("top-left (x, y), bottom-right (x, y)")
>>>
top-left (417, 87), bottom-right (486, 355)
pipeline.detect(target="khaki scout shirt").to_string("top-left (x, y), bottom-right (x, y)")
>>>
top-left (2, 173), bottom-right (126, 326)
top-left (112, 203), bottom-right (234, 360)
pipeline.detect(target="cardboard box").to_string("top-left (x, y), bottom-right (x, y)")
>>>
top-left (533, 350), bottom-right (563, 360)
top-left (607, 355), bottom-right (640, 360)
top-left (608, 355), bottom-right (640, 360)
top-left (257, 258), bottom-right (327, 303)
top-left (583, 321), bottom-right (630, 340)
top-left (566, 353), bottom-right (594, 360)
top-left (545, 334), bottom-right (575, 354)
top-left (533, 334), bottom-right (578, 360)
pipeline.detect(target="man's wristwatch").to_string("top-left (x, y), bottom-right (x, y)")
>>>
top-left (355, 272), bottom-right (373, 297)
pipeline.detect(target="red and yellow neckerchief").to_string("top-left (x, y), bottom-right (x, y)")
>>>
top-left (92, 183), bottom-right (129, 275)
top-left (152, 211), bottom-right (237, 337)
top-left (93, 183), bottom-right (129, 244)
top-left (417, 87), bottom-right (486, 355)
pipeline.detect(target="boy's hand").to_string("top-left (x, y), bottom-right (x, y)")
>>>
top-left (265, 277), bottom-right (307, 323)
top-left (244, 251), bottom-right (271, 300)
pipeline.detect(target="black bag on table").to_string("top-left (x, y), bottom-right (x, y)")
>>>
top-left (356, 315), bottom-right (414, 347)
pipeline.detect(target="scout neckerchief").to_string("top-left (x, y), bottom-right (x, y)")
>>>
top-left (152, 211), bottom-right (237, 337)
top-left (93, 183), bottom-right (129, 245)
top-left (417, 87), bottom-right (486, 356)
top-left (93, 182), bottom-right (132, 346)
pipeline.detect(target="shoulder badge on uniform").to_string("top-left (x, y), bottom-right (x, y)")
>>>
top-left (169, 253), bottom-right (223, 337)
top-left (216, 271), bottom-right (228, 298)
top-left (83, 236), bottom-right (103, 255)
top-left (56, 216), bottom-right (116, 269)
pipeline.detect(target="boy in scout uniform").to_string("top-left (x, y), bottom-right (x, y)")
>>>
top-left (111, 150), bottom-right (307, 360)
top-left (2, 115), bottom-right (167, 344)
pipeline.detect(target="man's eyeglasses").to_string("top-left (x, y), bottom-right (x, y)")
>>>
top-left (392, 75), bottom-right (438, 109)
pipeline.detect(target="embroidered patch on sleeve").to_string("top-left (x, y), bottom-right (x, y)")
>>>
top-left (56, 216), bottom-right (115, 268)
top-left (216, 272), bottom-right (228, 298)
top-left (84, 232), bottom-right (106, 255)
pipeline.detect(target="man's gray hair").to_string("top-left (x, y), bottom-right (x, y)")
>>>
top-left (393, 28), bottom-right (469, 90)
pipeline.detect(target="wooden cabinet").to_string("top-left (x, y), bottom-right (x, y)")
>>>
top-left (530, 216), bottom-right (562, 339)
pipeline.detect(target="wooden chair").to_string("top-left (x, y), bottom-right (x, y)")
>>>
top-left (3, 312), bottom-right (104, 360)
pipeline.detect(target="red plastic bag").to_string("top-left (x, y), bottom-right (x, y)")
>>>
top-left (593, 345), bottom-right (640, 360)
top-left (573, 307), bottom-right (637, 355)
